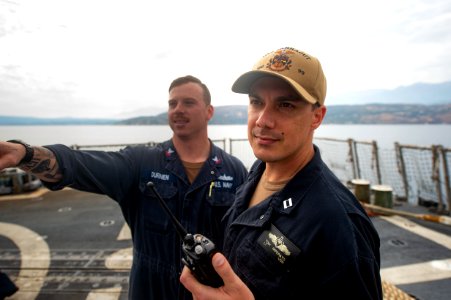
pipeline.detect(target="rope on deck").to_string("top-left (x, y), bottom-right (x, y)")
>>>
top-left (382, 280), bottom-right (416, 300)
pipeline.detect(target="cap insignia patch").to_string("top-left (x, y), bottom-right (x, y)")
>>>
top-left (266, 50), bottom-right (292, 72)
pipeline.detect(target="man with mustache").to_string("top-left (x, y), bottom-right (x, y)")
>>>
top-left (0, 75), bottom-right (248, 299)
top-left (181, 48), bottom-right (382, 299)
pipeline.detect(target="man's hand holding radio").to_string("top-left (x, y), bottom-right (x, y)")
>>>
top-left (180, 252), bottom-right (254, 300)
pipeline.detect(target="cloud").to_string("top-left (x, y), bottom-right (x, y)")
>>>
top-left (0, 0), bottom-right (450, 118)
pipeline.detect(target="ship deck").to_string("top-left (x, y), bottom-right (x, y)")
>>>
top-left (1, 188), bottom-right (450, 300)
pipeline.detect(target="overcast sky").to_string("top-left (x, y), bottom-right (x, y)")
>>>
top-left (1, 0), bottom-right (450, 118)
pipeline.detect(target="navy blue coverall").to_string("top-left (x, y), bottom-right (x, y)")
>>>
top-left (222, 145), bottom-right (382, 299)
top-left (43, 140), bottom-right (248, 299)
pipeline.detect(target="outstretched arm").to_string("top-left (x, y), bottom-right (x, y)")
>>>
top-left (0, 141), bottom-right (62, 183)
top-left (180, 252), bottom-right (254, 300)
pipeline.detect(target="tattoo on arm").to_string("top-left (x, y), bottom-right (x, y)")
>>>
top-left (20, 147), bottom-right (62, 182)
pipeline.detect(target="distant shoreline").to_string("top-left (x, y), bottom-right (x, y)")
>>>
top-left (1, 103), bottom-right (450, 125)
top-left (1, 124), bottom-right (450, 149)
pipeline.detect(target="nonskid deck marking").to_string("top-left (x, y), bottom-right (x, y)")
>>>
top-left (86, 286), bottom-right (123, 300)
top-left (380, 215), bottom-right (451, 285)
top-left (380, 215), bottom-right (451, 250)
top-left (0, 222), bottom-right (50, 299)
top-left (381, 258), bottom-right (451, 285)
top-left (116, 223), bottom-right (131, 240)
top-left (0, 218), bottom-right (131, 299)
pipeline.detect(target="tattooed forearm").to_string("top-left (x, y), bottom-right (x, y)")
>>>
top-left (32, 159), bottom-right (51, 173)
top-left (20, 147), bottom-right (62, 182)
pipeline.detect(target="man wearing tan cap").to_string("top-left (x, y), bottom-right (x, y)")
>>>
top-left (181, 47), bottom-right (382, 299)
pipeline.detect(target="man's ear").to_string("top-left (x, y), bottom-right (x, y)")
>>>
top-left (312, 105), bottom-right (326, 129)
top-left (206, 104), bottom-right (214, 121)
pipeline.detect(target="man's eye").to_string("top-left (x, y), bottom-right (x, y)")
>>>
top-left (249, 98), bottom-right (262, 106)
top-left (180, 99), bottom-right (197, 106)
top-left (280, 102), bottom-right (295, 109)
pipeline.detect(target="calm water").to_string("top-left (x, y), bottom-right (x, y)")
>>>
top-left (0, 124), bottom-right (450, 149)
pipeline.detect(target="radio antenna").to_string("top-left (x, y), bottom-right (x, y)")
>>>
top-left (146, 181), bottom-right (189, 240)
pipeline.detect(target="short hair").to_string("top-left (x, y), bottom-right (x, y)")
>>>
top-left (168, 75), bottom-right (211, 105)
top-left (312, 102), bottom-right (321, 110)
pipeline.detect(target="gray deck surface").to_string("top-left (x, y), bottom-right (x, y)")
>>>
top-left (1, 188), bottom-right (450, 299)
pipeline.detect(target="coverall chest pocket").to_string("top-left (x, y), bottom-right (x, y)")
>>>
top-left (140, 181), bottom-right (178, 235)
top-left (206, 181), bottom-right (236, 207)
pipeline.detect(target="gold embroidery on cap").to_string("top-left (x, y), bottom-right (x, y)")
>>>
top-left (266, 49), bottom-right (293, 72)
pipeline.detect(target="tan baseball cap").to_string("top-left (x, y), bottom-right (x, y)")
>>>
top-left (232, 47), bottom-right (327, 106)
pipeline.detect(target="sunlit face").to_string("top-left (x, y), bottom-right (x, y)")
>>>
top-left (168, 82), bottom-right (213, 140)
top-left (247, 76), bottom-right (325, 164)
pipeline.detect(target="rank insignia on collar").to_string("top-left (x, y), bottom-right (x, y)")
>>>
top-left (212, 155), bottom-right (222, 164)
top-left (283, 198), bottom-right (293, 209)
top-left (257, 224), bottom-right (301, 264)
top-left (165, 148), bottom-right (174, 157)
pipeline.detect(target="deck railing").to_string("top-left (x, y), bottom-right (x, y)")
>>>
top-left (68, 138), bottom-right (450, 213)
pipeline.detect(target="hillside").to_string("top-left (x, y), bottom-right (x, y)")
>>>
top-left (0, 116), bottom-right (117, 125)
top-left (116, 105), bottom-right (247, 125)
top-left (329, 81), bottom-right (451, 105)
top-left (115, 104), bottom-right (451, 125)
top-left (1, 104), bottom-right (450, 125)
top-left (324, 104), bottom-right (451, 124)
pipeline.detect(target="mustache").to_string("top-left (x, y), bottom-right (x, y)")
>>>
top-left (171, 112), bottom-right (188, 119)
top-left (252, 128), bottom-right (284, 140)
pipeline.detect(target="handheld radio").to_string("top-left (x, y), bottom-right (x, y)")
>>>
top-left (146, 181), bottom-right (224, 287)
